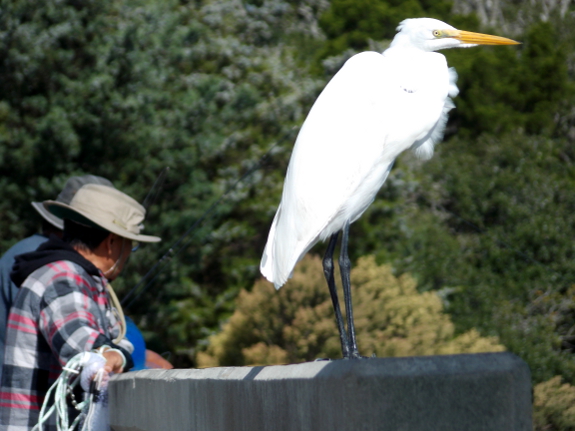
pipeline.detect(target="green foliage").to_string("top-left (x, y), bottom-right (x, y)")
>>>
top-left (317, 0), bottom-right (452, 62)
top-left (197, 255), bottom-right (504, 366)
top-left (445, 20), bottom-right (574, 138)
top-left (2, 0), bottom-right (575, 390)
top-left (0, 0), bottom-right (325, 365)
top-left (350, 130), bottom-right (575, 383)
top-left (534, 376), bottom-right (575, 431)
top-left (418, 132), bottom-right (575, 383)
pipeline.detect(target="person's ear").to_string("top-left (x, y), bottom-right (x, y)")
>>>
top-left (105, 234), bottom-right (115, 257)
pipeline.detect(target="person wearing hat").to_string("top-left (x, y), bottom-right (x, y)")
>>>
top-left (0, 183), bottom-right (161, 430)
top-left (0, 175), bottom-right (113, 380)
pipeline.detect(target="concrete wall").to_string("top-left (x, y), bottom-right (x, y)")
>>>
top-left (109, 352), bottom-right (531, 431)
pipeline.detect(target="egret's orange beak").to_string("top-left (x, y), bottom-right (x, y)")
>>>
top-left (449, 29), bottom-right (520, 45)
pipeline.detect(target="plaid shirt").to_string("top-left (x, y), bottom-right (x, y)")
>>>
top-left (0, 259), bottom-right (132, 431)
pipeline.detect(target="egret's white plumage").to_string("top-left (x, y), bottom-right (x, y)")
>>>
top-left (261, 18), bottom-right (519, 291)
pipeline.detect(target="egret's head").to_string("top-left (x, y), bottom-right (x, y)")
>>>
top-left (391, 18), bottom-right (520, 52)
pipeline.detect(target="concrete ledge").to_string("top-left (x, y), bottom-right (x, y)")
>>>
top-left (109, 352), bottom-right (531, 431)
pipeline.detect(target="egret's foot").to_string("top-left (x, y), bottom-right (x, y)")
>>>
top-left (344, 351), bottom-right (371, 359)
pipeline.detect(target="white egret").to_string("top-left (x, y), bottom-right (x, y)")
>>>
top-left (260, 18), bottom-right (519, 359)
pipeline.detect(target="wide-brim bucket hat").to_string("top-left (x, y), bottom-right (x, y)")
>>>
top-left (31, 202), bottom-right (65, 230)
top-left (44, 184), bottom-right (161, 243)
top-left (32, 175), bottom-right (114, 230)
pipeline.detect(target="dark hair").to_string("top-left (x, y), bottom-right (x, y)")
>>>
top-left (41, 219), bottom-right (62, 237)
top-left (63, 219), bottom-right (110, 251)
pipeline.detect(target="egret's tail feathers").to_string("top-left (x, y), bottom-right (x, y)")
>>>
top-left (260, 206), bottom-right (290, 289)
top-left (260, 248), bottom-right (291, 290)
top-left (260, 205), bottom-right (308, 290)
top-left (260, 237), bottom-right (313, 290)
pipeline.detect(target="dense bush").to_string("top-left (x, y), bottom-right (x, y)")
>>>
top-left (534, 376), bottom-right (575, 431)
top-left (2, 0), bottom-right (575, 387)
top-left (197, 255), bottom-right (504, 366)
top-left (0, 0), bottom-right (325, 365)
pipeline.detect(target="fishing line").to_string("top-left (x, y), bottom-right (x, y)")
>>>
top-left (142, 166), bottom-right (170, 213)
top-left (122, 127), bottom-right (297, 308)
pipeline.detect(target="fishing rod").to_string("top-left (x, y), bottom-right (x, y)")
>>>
top-left (121, 127), bottom-right (297, 308)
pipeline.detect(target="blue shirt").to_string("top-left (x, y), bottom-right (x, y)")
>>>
top-left (0, 234), bottom-right (48, 378)
top-left (125, 316), bottom-right (147, 370)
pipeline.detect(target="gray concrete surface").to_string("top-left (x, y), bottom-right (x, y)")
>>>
top-left (109, 352), bottom-right (531, 431)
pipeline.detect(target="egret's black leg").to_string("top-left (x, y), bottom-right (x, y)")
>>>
top-left (339, 221), bottom-right (361, 358)
top-left (323, 232), bottom-right (350, 358)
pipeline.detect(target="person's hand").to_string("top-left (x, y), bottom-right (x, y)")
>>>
top-left (145, 349), bottom-right (174, 369)
top-left (102, 350), bottom-right (125, 374)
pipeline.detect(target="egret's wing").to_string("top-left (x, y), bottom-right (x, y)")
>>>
top-left (261, 51), bottom-right (450, 287)
top-left (410, 66), bottom-right (458, 159)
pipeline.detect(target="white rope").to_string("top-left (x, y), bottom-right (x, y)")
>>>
top-left (32, 351), bottom-right (107, 431)
top-left (107, 283), bottom-right (126, 344)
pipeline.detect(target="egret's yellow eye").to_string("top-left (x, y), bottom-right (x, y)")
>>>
top-left (432, 30), bottom-right (442, 38)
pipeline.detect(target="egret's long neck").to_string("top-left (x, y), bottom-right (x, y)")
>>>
top-left (384, 33), bottom-right (428, 56)
top-left (390, 32), bottom-right (425, 49)
top-left (382, 44), bottom-right (424, 58)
